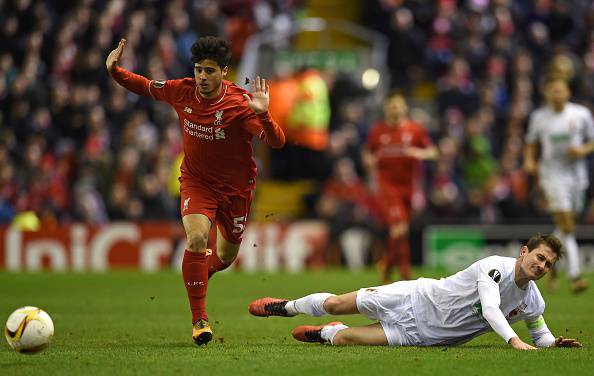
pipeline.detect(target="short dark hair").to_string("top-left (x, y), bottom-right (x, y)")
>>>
top-left (191, 36), bottom-right (230, 68)
top-left (526, 234), bottom-right (564, 260)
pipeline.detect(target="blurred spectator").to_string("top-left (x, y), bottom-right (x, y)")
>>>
top-left (270, 68), bottom-right (331, 181)
top-left (316, 157), bottom-right (381, 270)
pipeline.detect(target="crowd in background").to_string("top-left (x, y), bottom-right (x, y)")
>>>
top-left (1, 0), bottom-right (594, 232)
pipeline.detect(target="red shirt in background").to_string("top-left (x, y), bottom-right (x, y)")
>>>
top-left (366, 119), bottom-right (434, 195)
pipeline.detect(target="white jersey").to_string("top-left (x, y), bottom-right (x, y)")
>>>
top-left (411, 256), bottom-right (545, 346)
top-left (525, 102), bottom-right (594, 189)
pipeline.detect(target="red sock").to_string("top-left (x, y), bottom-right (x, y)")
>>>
top-left (396, 237), bottom-right (411, 280)
top-left (182, 250), bottom-right (208, 324)
top-left (208, 251), bottom-right (235, 279)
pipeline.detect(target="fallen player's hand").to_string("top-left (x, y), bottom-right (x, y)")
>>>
top-left (553, 336), bottom-right (582, 348)
top-left (509, 337), bottom-right (538, 350)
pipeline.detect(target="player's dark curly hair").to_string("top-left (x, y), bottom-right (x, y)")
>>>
top-left (526, 234), bottom-right (564, 259)
top-left (191, 36), bottom-right (230, 68)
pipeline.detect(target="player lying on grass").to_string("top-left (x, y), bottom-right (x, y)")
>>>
top-left (249, 234), bottom-right (582, 350)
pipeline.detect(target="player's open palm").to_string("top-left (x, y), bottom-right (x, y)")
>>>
top-left (554, 336), bottom-right (582, 348)
top-left (243, 76), bottom-right (269, 114)
top-left (106, 38), bottom-right (127, 73)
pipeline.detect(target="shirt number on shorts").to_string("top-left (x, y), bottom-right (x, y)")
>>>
top-left (232, 216), bottom-right (246, 233)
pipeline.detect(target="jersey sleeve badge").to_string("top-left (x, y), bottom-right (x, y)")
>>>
top-left (152, 80), bottom-right (166, 88)
top-left (488, 269), bottom-right (502, 283)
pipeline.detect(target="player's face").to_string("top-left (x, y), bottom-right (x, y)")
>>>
top-left (384, 95), bottom-right (408, 123)
top-left (194, 59), bottom-right (228, 99)
top-left (544, 80), bottom-right (570, 108)
top-left (519, 244), bottom-right (557, 280)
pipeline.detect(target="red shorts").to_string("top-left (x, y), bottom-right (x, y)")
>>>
top-left (377, 186), bottom-right (412, 225)
top-left (180, 181), bottom-right (253, 244)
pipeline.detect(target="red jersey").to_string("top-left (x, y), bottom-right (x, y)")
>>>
top-left (111, 66), bottom-right (285, 195)
top-left (366, 119), bottom-right (434, 193)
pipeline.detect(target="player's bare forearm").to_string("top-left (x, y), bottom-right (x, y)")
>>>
top-left (523, 143), bottom-right (537, 174)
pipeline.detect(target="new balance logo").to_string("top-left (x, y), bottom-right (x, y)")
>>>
top-left (215, 128), bottom-right (226, 140)
top-left (184, 107), bottom-right (193, 114)
top-left (183, 197), bottom-right (191, 211)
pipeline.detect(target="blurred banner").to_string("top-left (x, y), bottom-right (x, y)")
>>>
top-left (0, 221), bottom-right (328, 272)
top-left (424, 225), bottom-right (594, 272)
top-left (2, 222), bottom-right (593, 272)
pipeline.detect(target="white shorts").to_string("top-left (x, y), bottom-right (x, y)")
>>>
top-left (356, 280), bottom-right (424, 346)
top-left (540, 179), bottom-right (585, 213)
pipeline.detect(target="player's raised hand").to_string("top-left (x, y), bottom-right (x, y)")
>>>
top-left (106, 38), bottom-right (126, 74)
top-left (553, 336), bottom-right (582, 348)
top-left (243, 76), bottom-right (269, 114)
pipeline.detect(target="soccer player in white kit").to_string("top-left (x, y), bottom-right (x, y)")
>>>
top-left (249, 234), bottom-right (582, 350)
top-left (524, 77), bottom-right (594, 293)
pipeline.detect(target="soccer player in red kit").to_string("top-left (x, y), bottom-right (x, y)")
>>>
top-left (363, 92), bottom-right (437, 284)
top-left (106, 37), bottom-right (285, 346)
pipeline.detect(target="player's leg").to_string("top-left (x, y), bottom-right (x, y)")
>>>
top-left (292, 322), bottom-right (388, 346)
top-left (207, 225), bottom-right (240, 278)
top-left (249, 291), bottom-right (359, 317)
top-left (553, 210), bottom-right (587, 293)
top-left (208, 192), bottom-right (252, 277)
top-left (384, 195), bottom-right (411, 282)
top-left (182, 213), bottom-right (214, 345)
top-left (180, 185), bottom-right (218, 345)
top-left (331, 323), bottom-right (389, 345)
top-left (541, 180), bottom-right (568, 292)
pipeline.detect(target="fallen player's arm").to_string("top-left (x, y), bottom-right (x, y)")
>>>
top-left (525, 316), bottom-right (582, 348)
top-left (477, 282), bottom-right (536, 350)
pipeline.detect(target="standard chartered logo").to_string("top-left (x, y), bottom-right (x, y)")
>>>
top-left (183, 118), bottom-right (225, 141)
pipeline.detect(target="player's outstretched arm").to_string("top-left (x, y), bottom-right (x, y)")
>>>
top-left (525, 315), bottom-right (582, 348)
top-left (105, 38), bottom-right (158, 99)
top-left (478, 281), bottom-right (537, 350)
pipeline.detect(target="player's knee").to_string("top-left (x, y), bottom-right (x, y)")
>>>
top-left (219, 250), bottom-right (238, 263)
top-left (186, 232), bottom-right (208, 253)
top-left (323, 297), bottom-right (343, 315)
top-left (331, 330), bottom-right (353, 346)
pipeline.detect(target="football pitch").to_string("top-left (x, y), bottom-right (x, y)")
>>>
top-left (0, 269), bottom-right (592, 376)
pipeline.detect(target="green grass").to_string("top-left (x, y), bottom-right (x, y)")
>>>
top-left (0, 269), bottom-right (592, 375)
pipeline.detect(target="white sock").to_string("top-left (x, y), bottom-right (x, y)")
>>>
top-left (321, 323), bottom-right (349, 345)
top-left (285, 293), bottom-right (335, 317)
top-left (563, 233), bottom-right (580, 279)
